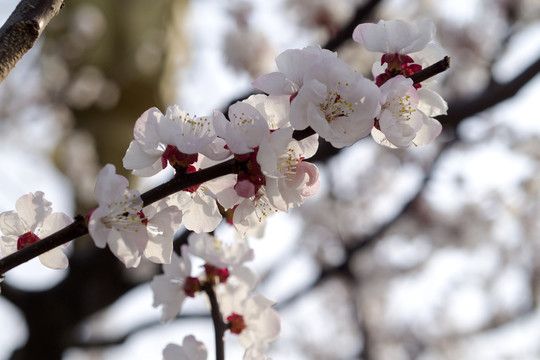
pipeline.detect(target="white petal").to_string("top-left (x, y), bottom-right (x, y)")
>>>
top-left (151, 274), bottom-right (184, 322)
top-left (145, 206), bottom-right (182, 264)
top-left (252, 72), bottom-right (297, 95)
top-left (0, 211), bottom-right (26, 236)
top-left (39, 247), bottom-right (69, 269)
top-left (16, 192), bottom-right (52, 232)
top-left (1, 235), bottom-right (18, 257)
top-left (108, 230), bottom-right (144, 268)
top-left (418, 88), bottom-right (448, 117)
top-left (40, 212), bottom-right (73, 238)
top-left (182, 192), bottom-right (222, 233)
top-left (123, 140), bottom-right (163, 176)
top-left (94, 164), bottom-right (130, 206)
top-left (133, 107), bottom-right (163, 151)
top-left (413, 115), bottom-right (442, 145)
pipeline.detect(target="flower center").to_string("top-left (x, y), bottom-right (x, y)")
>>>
top-left (253, 193), bottom-right (278, 222)
top-left (277, 149), bottom-right (303, 181)
top-left (384, 95), bottom-right (416, 122)
top-left (178, 113), bottom-right (213, 137)
top-left (378, 53), bottom-right (423, 88)
top-left (183, 276), bottom-right (201, 297)
top-left (227, 313), bottom-right (247, 334)
top-left (320, 85), bottom-right (354, 123)
top-left (100, 193), bottom-right (147, 232)
top-left (17, 232), bottom-right (40, 250)
top-left (204, 264), bottom-right (230, 284)
top-left (161, 144), bottom-right (198, 169)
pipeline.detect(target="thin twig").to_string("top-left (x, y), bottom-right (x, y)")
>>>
top-left (204, 284), bottom-right (226, 360)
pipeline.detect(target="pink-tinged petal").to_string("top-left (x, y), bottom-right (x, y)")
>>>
top-left (297, 162), bottom-right (320, 197)
top-left (235, 179), bottom-right (256, 198)
top-left (40, 212), bottom-right (73, 238)
top-left (0, 211), bottom-right (26, 236)
top-left (94, 164), bottom-right (129, 206)
top-left (413, 115), bottom-right (442, 146)
top-left (133, 107), bottom-right (163, 151)
top-left (38, 247), bottom-right (69, 269)
top-left (252, 72), bottom-right (297, 96)
top-left (297, 133), bottom-right (319, 159)
top-left (15, 192), bottom-right (52, 232)
top-left (122, 140), bottom-right (163, 176)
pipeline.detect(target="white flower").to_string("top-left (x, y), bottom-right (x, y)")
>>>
top-left (257, 127), bottom-right (320, 211)
top-left (151, 246), bottom-right (194, 322)
top-left (88, 164), bottom-right (182, 267)
top-left (219, 267), bottom-right (280, 352)
top-left (242, 94), bottom-right (292, 130)
top-left (252, 45), bottom-right (337, 97)
top-left (371, 76), bottom-right (445, 148)
top-left (213, 101), bottom-right (270, 155)
top-left (352, 18), bottom-right (435, 55)
top-left (290, 54), bottom-right (381, 148)
top-left (163, 335), bottom-right (207, 360)
top-left (243, 347), bottom-right (272, 360)
top-left (123, 106), bottom-right (218, 176)
top-left (187, 232), bottom-right (254, 269)
top-left (171, 188), bottom-right (222, 233)
top-left (0, 192), bottom-right (72, 269)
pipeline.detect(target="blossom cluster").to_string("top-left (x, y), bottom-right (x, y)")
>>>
top-left (0, 19), bottom-right (448, 359)
top-left (154, 233), bottom-right (279, 360)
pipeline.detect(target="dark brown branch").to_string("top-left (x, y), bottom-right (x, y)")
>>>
top-left (441, 55), bottom-right (540, 131)
top-left (409, 56), bottom-right (450, 84)
top-left (324, 0), bottom-right (382, 52)
top-left (0, 0), bottom-right (64, 84)
top-left (203, 284), bottom-right (226, 360)
top-left (140, 158), bottom-right (238, 206)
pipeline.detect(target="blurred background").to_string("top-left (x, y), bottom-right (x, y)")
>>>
top-left (1, 0), bottom-right (540, 359)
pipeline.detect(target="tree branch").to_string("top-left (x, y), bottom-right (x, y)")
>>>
top-left (0, 158), bottom-right (238, 275)
top-left (441, 55), bottom-right (540, 131)
top-left (0, 0), bottom-right (64, 84)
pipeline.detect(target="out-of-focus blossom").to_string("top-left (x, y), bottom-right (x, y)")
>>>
top-left (151, 246), bottom-right (195, 322)
top-left (0, 192), bottom-right (72, 269)
top-left (162, 335), bottom-right (207, 360)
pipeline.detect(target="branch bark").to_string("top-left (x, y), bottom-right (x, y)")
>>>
top-left (0, 0), bottom-right (64, 84)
